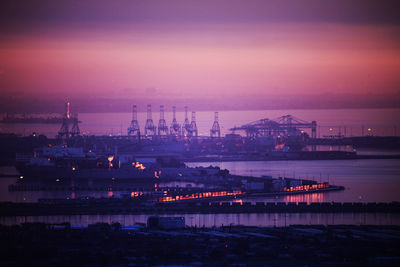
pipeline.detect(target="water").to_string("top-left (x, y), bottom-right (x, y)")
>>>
top-left (1, 158), bottom-right (400, 226)
top-left (1, 213), bottom-right (399, 227)
top-left (1, 108), bottom-right (399, 226)
top-left (1, 108), bottom-right (399, 137)
top-left (1, 159), bottom-right (399, 203)
top-left (187, 159), bottom-right (400, 203)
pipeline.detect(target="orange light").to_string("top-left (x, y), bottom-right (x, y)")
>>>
top-left (157, 190), bottom-right (243, 202)
top-left (133, 161), bottom-right (146, 170)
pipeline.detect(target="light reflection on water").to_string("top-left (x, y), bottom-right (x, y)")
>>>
top-left (225, 192), bottom-right (326, 204)
top-left (1, 158), bottom-right (400, 203)
top-left (187, 159), bottom-right (400, 203)
top-left (1, 213), bottom-right (399, 227)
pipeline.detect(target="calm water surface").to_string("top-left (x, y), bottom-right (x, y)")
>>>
top-left (1, 108), bottom-right (399, 226)
top-left (187, 159), bottom-right (400, 203)
top-left (1, 159), bottom-right (399, 203)
top-left (1, 158), bottom-right (400, 226)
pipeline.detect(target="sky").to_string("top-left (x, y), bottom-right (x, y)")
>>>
top-left (1, 0), bottom-right (400, 112)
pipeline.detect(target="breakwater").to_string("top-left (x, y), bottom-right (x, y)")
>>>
top-left (1, 200), bottom-right (399, 216)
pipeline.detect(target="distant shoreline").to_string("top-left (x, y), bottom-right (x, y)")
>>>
top-left (1, 106), bottom-right (400, 114)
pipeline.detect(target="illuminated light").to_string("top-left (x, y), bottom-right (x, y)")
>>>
top-left (112, 177), bottom-right (115, 180)
top-left (368, 128), bottom-right (372, 132)
top-left (131, 191), bottom-right (143, 197)
top-left (134, 161), bottom-right (146, 170)
top-left (56, 178), bottom-right (60, 182)
top-left (157, 190), bottom-right (243, 202)
top-left (66, 102), bottom-right (71, 119)
top-left (19, 176), bottom-right (23, 179)
top-left (275, 143), bottom-right (285, 150)
top-left (283, 183), bottom-right (328, 192)
top-left (72, 167), bottom-right (76, 171)
top-left (108, 156), bottom-right (114, 168)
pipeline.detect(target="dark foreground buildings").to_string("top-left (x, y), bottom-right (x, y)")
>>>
top-left (1, 223), bottom-right (400, 266)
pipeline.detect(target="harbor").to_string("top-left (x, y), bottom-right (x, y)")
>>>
top-left (0, 104), bottom-right (399, 208)
top-left (2, 1), bottom-right (400, 265)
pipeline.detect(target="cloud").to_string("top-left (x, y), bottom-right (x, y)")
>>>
top-left (1, 0), bottom-right (400, 34)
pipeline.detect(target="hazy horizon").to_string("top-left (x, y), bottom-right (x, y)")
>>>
top-left (1, 92), bottom-right (400, 114)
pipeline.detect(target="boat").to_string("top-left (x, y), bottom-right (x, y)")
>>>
top-left (16, 145), bottom-right (158, 184)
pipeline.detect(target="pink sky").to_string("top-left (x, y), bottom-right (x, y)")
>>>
top-left (0, 1), bottom-right (400, 111)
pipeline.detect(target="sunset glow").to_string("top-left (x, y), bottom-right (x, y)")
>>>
top-left (1, 0), bottom-right (399, 112)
